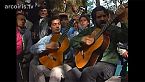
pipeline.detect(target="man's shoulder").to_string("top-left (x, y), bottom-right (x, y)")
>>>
top-left (24, 28), bottom-right (31, 34)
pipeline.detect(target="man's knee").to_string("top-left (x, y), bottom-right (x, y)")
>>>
top-left (51, 67), bottom-right (63, 77)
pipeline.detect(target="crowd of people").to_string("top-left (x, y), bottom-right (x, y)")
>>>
top-left (16, 1), bottom-right (128, 82)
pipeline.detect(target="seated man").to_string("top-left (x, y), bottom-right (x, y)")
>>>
top-left (29, 16), bottom-right (80, 82)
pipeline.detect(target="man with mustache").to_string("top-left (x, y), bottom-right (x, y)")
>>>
top-left (31, 5), bottom-right (51, 44)
top-left (70, 6), bottom-right (128, 82)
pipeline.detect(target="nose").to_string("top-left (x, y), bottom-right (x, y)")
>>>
top-left (56, 27), bottom-right (59, 28)
top-left (56, 24), bottom-right (59, 28)
top-left (22, 20), bottom-right (26, 24)
top-left (100, 16), bottom-right (105, 21)
top-left (56, 23), bottom-right (61, 27)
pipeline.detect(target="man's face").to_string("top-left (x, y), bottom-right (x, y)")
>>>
top-left (73, 21), bottom-right (79, 29)
top-left (39, 9), bottom-right (48, 18)
top-left (16, 14), bottom-right (26, 28)
top-left (95, 10), bottom-right (108, 26)
top-left (51, 19), bottom-right (61, 34)
top-left (61, 18), bottom-right (69, 28)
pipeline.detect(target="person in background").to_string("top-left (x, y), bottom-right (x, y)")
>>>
top-left (67, 14), bottom-right (90, 39)
top-left (78, 14), bottom-right (90, 32)
top-left (59, 13), bottom-right (70, 34)
top-left (30, 5), bottom-right (51, 44)
top-left (16, 13), bottom-right (32, 82)
top-left (116, 3), bottom-right (128, 82)
top-left (67, 20), bottom-right (79, 39)
top-left (16, 9), bottom-right (33, 31)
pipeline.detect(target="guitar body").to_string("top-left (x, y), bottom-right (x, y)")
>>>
top-left (86, 33), bottom-right (110, 67)
top-left (75, 32), bottom-right (110, 69)
top-left (39, 34), bottom-right (69, 69)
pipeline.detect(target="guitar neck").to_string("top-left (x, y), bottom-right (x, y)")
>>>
top-left (91, 14), bottom-right (119, 41)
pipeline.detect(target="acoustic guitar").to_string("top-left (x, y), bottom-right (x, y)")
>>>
top-left (75, 12), bottom-right (122, 69)
top-left (39, 27), bottom-right (70, 69)
top-left (75, 27), bottom-right (110, 69)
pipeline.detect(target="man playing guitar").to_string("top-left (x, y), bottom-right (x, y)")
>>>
top-left (29, 16), bottom-right (77, 82)
top-left (70, 5), bottom-right (128, 82)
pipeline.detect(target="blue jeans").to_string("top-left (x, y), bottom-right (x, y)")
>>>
top-left (80, 62), bottom-right (116, 82)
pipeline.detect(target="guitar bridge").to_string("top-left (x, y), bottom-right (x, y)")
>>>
top-left (52, 57), bottom-right (56, 61)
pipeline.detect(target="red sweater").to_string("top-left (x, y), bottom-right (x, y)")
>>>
top-left (16, 28), bottom-right (23, 56)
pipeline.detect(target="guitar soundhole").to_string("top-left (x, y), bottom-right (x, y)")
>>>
top-left (53, 57), bottom-right (56, 61)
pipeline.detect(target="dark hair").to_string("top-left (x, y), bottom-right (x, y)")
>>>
top-left (48, 16), bottom-right (60, 27)
top-left (79, 14), bottom-right (90, 22)
top-left (59, 13), bottom-right (68, 21)
top-left (91, 6), bottom-right (109, 24)
top-left (79, 14), bottom-right (90, 26)
top-left (16, 13), bottom-right (25, 19)
top-left (16, 13), bottom-right (26, 27)
top-left (39, 5), bottom-right (48, 10)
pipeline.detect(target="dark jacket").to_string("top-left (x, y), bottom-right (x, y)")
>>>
top-left (31, 17), bottom-right (51, 44)
top-left (17, 27), bottom-right (33, 64)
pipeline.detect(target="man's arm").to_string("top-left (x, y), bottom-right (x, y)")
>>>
top-left (117, 42), bottom-right (128, 58)
top-left (70, 27), bottom-right (94, 50)
top-left (30, 36), bottom-right (51, 55)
